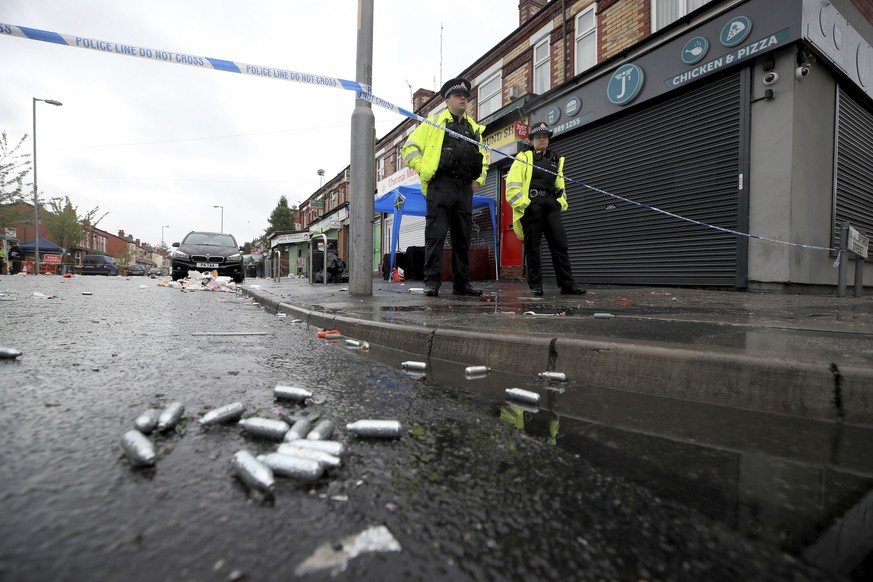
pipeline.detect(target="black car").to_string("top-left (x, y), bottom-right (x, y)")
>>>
top-left (127, 264), bottom-right (147, 276)
top-left (170, 231), bottom-right (245, 283)
top-left (81, 254), bottom-right (118, 276)
top-left (147, 267), bottom-right (162, 277)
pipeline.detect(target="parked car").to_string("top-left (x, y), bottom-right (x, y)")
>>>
top-left (147, 267), bottom-right (162, 277)
top-left (127, 264), bottom-right (147, 276)
top-left (81, 255), bottom-right (118, 276)
top-left (170, 231), bottom-right (245, 283)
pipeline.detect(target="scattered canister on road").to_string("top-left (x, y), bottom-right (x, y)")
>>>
top-left (464, 366), bottom-right (490, 377)
top-left (401, 361), bottom-right (426, 371)
top-left (276, 444), bottom-right (341, 469)
top-left (284, 418), bottom-right (313, 441)
top-left (157, 402), bottom-right (185, 432)
top-left (346, 420), bottom-right (402, 439)
top-left (290, 439), bottom-right (345, 456)
top-left (231, 450), bottom-right (275, 494)
top-left (306, 420), bottom-right (335, 441)
top-left (239, 418), bottom-right (290, 441)
top-left (505, 388), bottom-right (540, 405)
top-left (274, 385), bottom-right (313, 402)
top-left (120, 430), bottom-right (156, 467)
top-left (256, 453), bottom-right (324, 481)
top-left (199, 402), bottom-right (246, 426)
top-left (538, 371), bottom-right (567, 382)
top-left (134, 409), bottom-right (162, 434)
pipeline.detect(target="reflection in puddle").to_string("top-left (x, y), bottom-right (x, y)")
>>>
top-left (353, 342), bottom-right (873, 580)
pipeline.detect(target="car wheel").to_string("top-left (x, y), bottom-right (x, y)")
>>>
top-left (172, 271), bottom-right (184, 281)
top-left (233, 274), bottom-right (244, 284)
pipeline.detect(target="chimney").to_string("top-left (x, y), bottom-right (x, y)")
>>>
top-left (135, 239), bottom-right (140, 246)
top-left (519, 0), bottom-right (548, 25)
top-left (413, 88), bottom-right (436, 113)
top-left (118, 230), bottom-right (125, 238)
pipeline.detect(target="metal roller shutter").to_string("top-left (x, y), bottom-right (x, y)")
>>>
top-left (552, 72), bottom-right (745, 286)
top-left (834, 87), bottom-right (873, 248)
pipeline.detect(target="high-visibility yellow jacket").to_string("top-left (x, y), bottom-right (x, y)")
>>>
top-left (505, 149), bottom-right (567, 240)
top-left (401, 109), bottom-right (488, 195)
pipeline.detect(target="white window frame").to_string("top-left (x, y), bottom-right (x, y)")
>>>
top-left (574, 4), bottom-right (597, 75)
top-left (377, 156), bottom-right (385, 182)
top-left (476, 72), bottom-right (502, 119)
top-left (533, 37), bottom-right (551, 94)
top-left (651, 0), bottom-right (713, 33)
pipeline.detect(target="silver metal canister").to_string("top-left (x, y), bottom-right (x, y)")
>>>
top-left (199, 402), bottom-right (246, 426)
top-left (465, 365), bottom-right (490, 376)
top-left (121, 430), bottom-right (156, 467)
top-left (134, 409), bottom-right (162, 433)
top-left (345, 420), bottom-right (402, 439)
top-left (231, 450), bottom-right (275, 494)
top-left (283, 418), bottom-right (313, 441)
top-left (401, 361), bottom-right (426, 371)
top-left (538, 371), bottom-right (567, 382)
top-left (238, 418), bottom-right (290, 440)
top-left (256, 453), bottom-right (324, 481)
top-left (0, 347), bottom-right (22, 359)
top-left (157, 402), bottom-right (185, 432)
top-left (290, 439), bottom-right (345, 456)
top-left (306, 420), bottom-right (336, 441)
top-left (274, 385), bottom-right (313, 402)
top-left (505, 388), bottom-right (540, 405)
top-left (276, 444), bottom-right (341, 468)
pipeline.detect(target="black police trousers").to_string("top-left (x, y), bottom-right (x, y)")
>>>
top-left (520, 196), bottom-right (576, 289)
top-left (423, 174), bottom-right (473, 289)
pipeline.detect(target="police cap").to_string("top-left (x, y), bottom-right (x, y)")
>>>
top-left (528, 122), bottom-right (553, 139)
top-left (440, 77), bottom-right (471, 99)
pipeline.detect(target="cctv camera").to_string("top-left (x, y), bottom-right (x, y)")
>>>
top-left (763, 72), bottom-right (779, 85)
top-left (795, 66), bottom-right (810, 80)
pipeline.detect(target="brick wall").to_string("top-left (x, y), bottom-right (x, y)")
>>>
top-left (852, 0), bottom-right (873, 22)
top-left (599, 0), bottom-right (649, 61)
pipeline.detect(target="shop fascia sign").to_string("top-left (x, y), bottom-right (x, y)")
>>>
top-left (377, 166), bottom-right (419, 196)
top-left (530, 0), bottom-right (801, 138)
top-left (272, 232), bottom-right (310, 247)
top-left (483, 122), bottom-right (529, 159)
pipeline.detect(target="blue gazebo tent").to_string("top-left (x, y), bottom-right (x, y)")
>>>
top-left (374, 184), bottom-right (499, 281)
top-left (19, 237), bottom-right (66, 254)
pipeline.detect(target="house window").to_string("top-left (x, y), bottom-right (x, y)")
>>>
top-left (533, 37), bottom-right (551, 94)
top-left (652, 0), bottom-right (713, 32)
top-left (377, 157), bottom-right (385, 182)
top-left (477, 73), bottom-right (502, 119)
top-left (395, 146), bottom-right (403, 173)
top-left (574, 5), bottom-right (597, 75)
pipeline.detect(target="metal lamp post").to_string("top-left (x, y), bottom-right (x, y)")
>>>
top-left (161, 225), bottom-right (169, 249)
top-left (213, 205), bottom-right (224, 233)
top-left (32, 97), bottom-right (63, 275)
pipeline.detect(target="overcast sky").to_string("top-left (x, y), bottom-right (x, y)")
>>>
top-left (2, 1), bottom-right (519, 247)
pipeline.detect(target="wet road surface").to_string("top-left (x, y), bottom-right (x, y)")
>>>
top-left (0, 275), bottom-right (869, 581)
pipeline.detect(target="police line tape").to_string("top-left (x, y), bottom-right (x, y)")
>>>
top-left (2, 23), bottom-right (838, 255)
top-left (0, 23), bottom-right (368, 93)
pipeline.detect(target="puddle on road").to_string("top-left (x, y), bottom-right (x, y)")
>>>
top-left (348, 341), bottom-right (873, 580)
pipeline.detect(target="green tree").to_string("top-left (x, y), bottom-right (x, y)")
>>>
top-left (45, 196), bottom-right (107, 267)
top-left (265, 196), bottom-right (297, 238)
top-left (113, 245), bottom-right (134, 270)
top-left (0, 131), bottom-right (31, 229)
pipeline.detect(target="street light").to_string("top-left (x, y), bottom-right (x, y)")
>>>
top-left (317, 168), bottom-right (325, 188)
top-left (161, 225), bottom-right (170, 250)
top-left (213, 205), bottom-right (224, 233)
top-left (32, 97), bottom-right (63, 275)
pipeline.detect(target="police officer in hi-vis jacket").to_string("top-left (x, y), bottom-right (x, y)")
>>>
top-left (402, 77), bottom-right (489, 297)
top-left (505, 122), bottom-right (585, 296)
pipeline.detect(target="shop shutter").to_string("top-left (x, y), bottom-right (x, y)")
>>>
top-left (834, 87), bottom-right (873, 249)
top-left (553, 72), bottom-right (744, 286)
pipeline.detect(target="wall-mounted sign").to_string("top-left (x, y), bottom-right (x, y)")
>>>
top-left (721, 16), bottom-right (752, 47)
top-left (565, 96), bottom-right (581, 117)
top-left (681, 36), bottom-right (709, 64)
top-left (607, 63), bottom-right (645, 106)
top-left (546, 106), bottom-right (561, 125)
